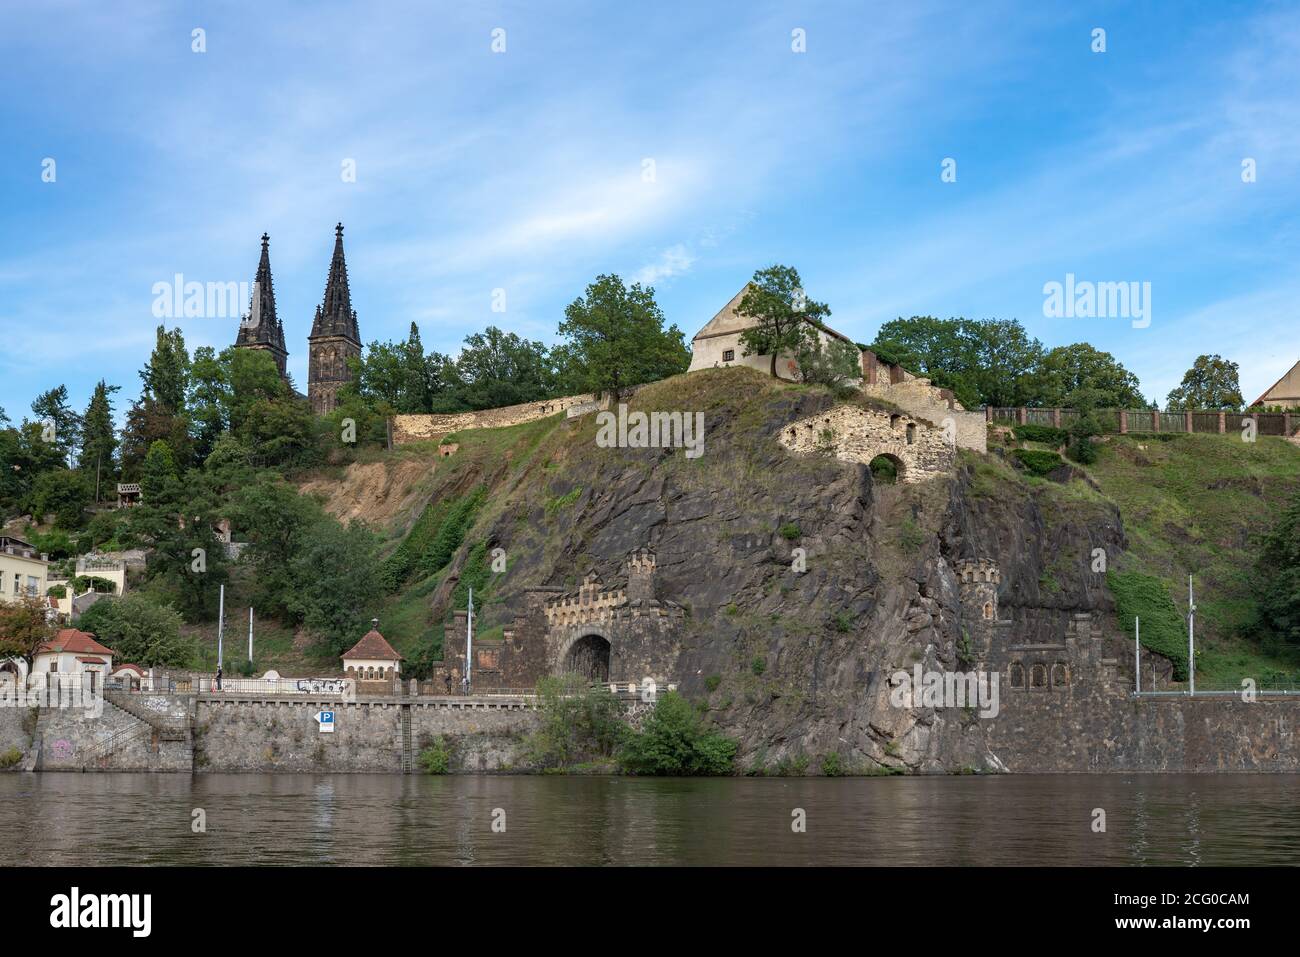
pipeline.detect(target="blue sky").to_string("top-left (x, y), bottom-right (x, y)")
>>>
top-left (2, 0), bottom-right (1298, 421)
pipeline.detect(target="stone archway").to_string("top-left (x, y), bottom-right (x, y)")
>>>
top-left (869, 452), bottom-right (904, 483)
top-left (561, 634), bottom-right (612, 682)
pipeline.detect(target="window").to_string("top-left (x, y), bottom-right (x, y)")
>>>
top-left (11, 574), bottom-right (18, 596)
top-left (1031, 664), bottom-right (1048, 689)
top-left (1009, 662), bottom-right (1024, 688)
top-left (982, 601), bottom-right (993, 621)
top-left (906, 423), bottom-right (916, 445)
top-left (722, 349), bottom-right (735, 362)
top-left (25, 576), bottom-right (38, 597)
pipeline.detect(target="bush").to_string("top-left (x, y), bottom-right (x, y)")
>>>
top-left (1067, 435), bottom-right (1099, 464)
top-left (751, 655), bottom-right (767, 675)
top-left (779, 522), bottom-right (801, 541)
top-left (704, 674), bottom-right (721, 693)
top-left (619, 692), bottom-right (737, 776)
top-left (821, 752), bottom-right (843, 777)
top-left (418, 737), bottom-right (451, 774)
top-left (0, 746), bottom-right (22, 769)
top-left (1011, 449), bottom-right (1063, 477)
top-left (1012, 424), bottom-right (1067, 446)
top-left (525, 675), bottom-right (625, 770)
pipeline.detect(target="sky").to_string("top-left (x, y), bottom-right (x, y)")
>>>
top-left (2, 0), bottom-right (1299, 421)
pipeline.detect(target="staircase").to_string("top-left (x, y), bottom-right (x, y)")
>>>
top-left (105, 690), bottom-right (189, 741)
top-left (400, 704), bottom-right (413, 773)
top-left (80, 722), bottom-right (152, 769)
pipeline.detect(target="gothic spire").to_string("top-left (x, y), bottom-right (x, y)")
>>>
top-left (236, 232), bottom-right (285, 355)
top-left (310, 222), bottom-right (359, 343)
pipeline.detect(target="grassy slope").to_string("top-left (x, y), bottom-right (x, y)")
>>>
top-left (1087, 433), bottom-right (1300, 687)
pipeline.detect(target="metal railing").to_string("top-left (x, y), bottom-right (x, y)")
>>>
top-left (78, 723), bottom-right (151, 767)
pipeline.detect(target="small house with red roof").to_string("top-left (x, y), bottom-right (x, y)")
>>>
top-left (341, 620), bottom-right (403, 680)
top-left (31, 628), bottom-right (116, 692)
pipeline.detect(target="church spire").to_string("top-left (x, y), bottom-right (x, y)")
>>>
top-left (234, 232), bottom-right (287, 376)
top-left (310, 222), bottom-right (359, 343)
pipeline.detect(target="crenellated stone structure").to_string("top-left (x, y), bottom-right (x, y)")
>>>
top-left (442, 547), bottom-right (685, 690)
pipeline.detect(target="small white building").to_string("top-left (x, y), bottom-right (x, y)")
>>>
top-left (341, 621), bottom-right (403, 680)
top-left (30, 629), bottom-right (116, 693)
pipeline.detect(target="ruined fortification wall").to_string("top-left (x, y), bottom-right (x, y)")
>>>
top-left (860, 380), bottom-right (987, 453)
top-left (391, 393), bottom-right (605, 445)
top-left (779, 405), bottom-right (956, 482)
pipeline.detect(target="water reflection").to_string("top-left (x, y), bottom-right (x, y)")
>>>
top-left (2, 774), bottom-right (1299, 866)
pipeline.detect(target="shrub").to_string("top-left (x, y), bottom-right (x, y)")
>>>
top-left (751, 655), bottom-right (767, 675)
top-left (704, 674), bottom-right (721, 693)
top-left (525, 675), bottom-right (624, 770)
top-left (831, 611), bottom-right (853, 633)
top-left (821, 752), bottom-right (843, 777)
top-left (1012, 424), bottom-right (1068, 446)
top-left (779, 522), bottom-right (801, 541)
top-left (619, 691), bottom-right (737, 775)
top-left (1067, 435), bottom-right (1099, 464)
top-left (0, 746), bottom-right (22, 769)
top-left (1012, 448), bottom-right (1063, 477)
top-left (418, 737), bottom-right (451, 774)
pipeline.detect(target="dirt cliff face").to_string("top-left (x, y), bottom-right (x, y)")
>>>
top-left (445, 368), bottom-right (1141, 773)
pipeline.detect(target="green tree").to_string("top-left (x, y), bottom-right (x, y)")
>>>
top-left (733, 265), bottom-right (831, 379)
top-left (1033, 343), bottom-right (1146, 409)
top-left (793, 324), bottom-right (862, 389)
top-left (26, 468), bottom-right (93, 529)
top-left (1165, 354), bottom-right (1244, 411)
top-left (30, 385), bottom-right (83, 466)
top-left (139, 325), bottom-right (191, 414)
top-left (871, 317), bottom-right (1045, 408)
top-left (525, 674), bottom-right (625, 769)
top-left (558, 274), bottom-right (690, 396)
top-left (75, 594), bottom-right (195, 667)
top-left (78, 380), bottom-right (121, 499)
top-left (229, 475), bottom-right (323, 620)
top-left (286, 520), bottom-right (382, 654)
top-left (0, 596), bottom-right (55, 675)
top-left (188, 346), bottom-right (230, 460)
top-left (140, 440), bottom-right (180, 501)
top-left (619, 691), bottom-right (737, 775)
top-left (453, 326), bottom-right (557, 410)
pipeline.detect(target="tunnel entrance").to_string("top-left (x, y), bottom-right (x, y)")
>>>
top-left (565, 634), bottom-right (611, 683)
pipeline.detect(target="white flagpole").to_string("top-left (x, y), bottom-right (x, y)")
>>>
top-left (1188, 575), bottom-right (1196, 696)
top-left (217, 583), bottom-right (225, 672)
top-left (248, 607), bottom-right (254, 664)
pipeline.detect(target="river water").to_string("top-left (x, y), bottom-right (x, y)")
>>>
top-left (3, 773), bottom-right (1298, 866)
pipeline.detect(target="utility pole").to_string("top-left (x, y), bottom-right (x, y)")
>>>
top-left (217, 583), bottom-right (225, 673)
top-left (465, 587), bottom-right (473, 696)
top-left (1134, 617), bottom-right (1140, 693)
top-left (1188, 575), bottom-right (1196, 696)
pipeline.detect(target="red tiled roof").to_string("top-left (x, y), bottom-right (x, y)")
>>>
top-left (341, 629), bottom-right (403, 661)
top-left (38, 628), bottom-right (115, 658)
top-left (76, 656), bottom-right (106, 664)
top-left (113, 663), bottom-right (145, 675)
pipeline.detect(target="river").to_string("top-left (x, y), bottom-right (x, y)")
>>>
top-left (3, 773), bottom-right (1299, 865)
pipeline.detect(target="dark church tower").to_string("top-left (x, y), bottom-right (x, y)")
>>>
top-left (307, 223), bottom-right (362, 415)
top-left (234, 233), bottom-right (288, 378)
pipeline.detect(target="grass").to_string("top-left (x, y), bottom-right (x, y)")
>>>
top-left (1089, 433), bottom-right (1300, 687)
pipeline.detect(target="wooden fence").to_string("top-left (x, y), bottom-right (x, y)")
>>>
top-left (987, 407), bottom-right (1294, 437)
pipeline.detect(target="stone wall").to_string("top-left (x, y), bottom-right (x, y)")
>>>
top-left (860, 380), bottom-right (987, 453)
top-left (778, 405), bottom-right (956, 483)
top-left (194, 698), bottom-right (540, 772)
top-left (391, 393), bottom-right (605, 445)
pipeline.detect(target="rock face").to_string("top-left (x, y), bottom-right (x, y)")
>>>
top-left (419, 368), bottom-right (1295, 773)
